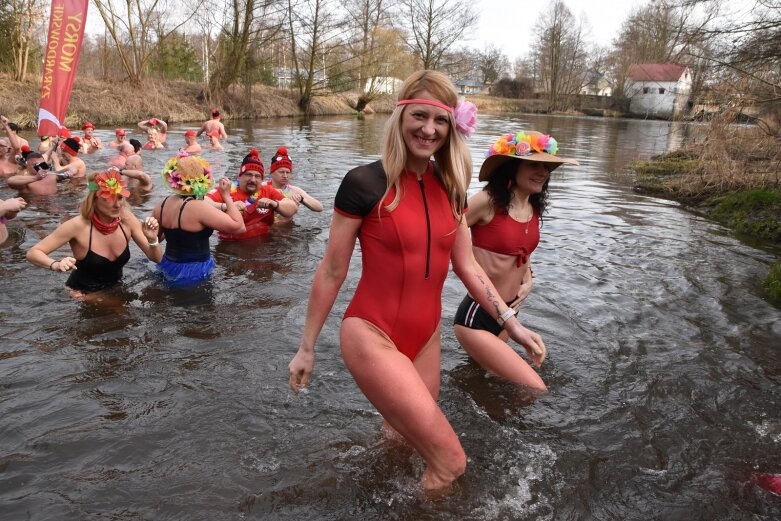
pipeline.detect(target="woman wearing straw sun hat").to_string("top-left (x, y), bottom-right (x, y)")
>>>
top-left (453, 130), bottom-right (578, 391)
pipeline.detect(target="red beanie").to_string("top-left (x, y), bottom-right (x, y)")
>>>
top-left (240, 149), bottom-right (264, 177)
top-left (269, 147), bottom-right (293, 173)
top-left (61, 137), bottom-right (80, 156)
top-left (58, 127), bottom-right (71, 138)
top-left (81, 121), bottom-right (95, 130)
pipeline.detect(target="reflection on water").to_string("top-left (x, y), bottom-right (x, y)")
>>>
top-left (1, 114), bottom-right (779, 520)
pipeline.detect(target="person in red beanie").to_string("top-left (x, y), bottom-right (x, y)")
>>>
top-left (180, 130), bottom-right (202, 154)
top-left (197, 108), bottom-right (228, 141)
top-left (265, 146), bottom-right (323, 224)
top-left (50, 137), bottom-right (86, 179)
top-left (80, 121), bottom-right (103, 153)
top-left (205, 130), bottom-right (224, 151)
top-left (109, 128), bottom-right (127, 148)
top-left (205, 148), bottom-right (297, 239)
top-left (138, 117), bottom-right (167, 143)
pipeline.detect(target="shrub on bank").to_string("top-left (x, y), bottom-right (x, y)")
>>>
top-left (765, 262), bottom-right (781, 301)
top-left (706, 189), bottom-right (781, 243)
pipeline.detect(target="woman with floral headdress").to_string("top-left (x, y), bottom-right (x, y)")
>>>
top-left (152, 153), bottom-right (244, 286)
top-left (287, 70), bottom-right (547, 493)
top-left (26, 169), bottom-right (163, 296)
top-left (453, 131), bottom-right (578, 391)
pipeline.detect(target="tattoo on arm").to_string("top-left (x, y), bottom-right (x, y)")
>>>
top-left (477, 274), bottom-right (502, 316)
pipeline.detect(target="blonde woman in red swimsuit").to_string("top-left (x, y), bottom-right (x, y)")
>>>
top-left (454, 131), bottom-right (578, 391)
top-left (288, 72), bottom-right (547, 493)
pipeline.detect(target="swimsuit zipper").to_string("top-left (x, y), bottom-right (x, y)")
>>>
top-left (417, 176), bottom-right (431, 279)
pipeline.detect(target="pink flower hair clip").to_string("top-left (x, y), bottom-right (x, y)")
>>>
top-left (454, 100), bottom-right (477, 138)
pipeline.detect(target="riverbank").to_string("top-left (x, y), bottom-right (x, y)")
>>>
top-left (0, 75), bottom-right (574, 129)
top-left (624, 120), bottom-right (781, 299)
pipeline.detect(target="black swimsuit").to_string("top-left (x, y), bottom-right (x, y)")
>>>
top-left (66, 222), bottom-right (130, 293)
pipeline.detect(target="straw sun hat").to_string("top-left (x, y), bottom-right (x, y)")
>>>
top-left (478, 130), bottom-right (578, 181)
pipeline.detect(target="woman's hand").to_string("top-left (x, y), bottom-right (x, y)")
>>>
top-left (509, 272), bottom-right (534, 311)
top-left (504, 319), bottom-right (546, 368)
top-left (288, 346), bottom-right (314, 394)
top-left (142, 216), bottom-right (159, 242)
top-left (52, 256), bottom-right (77, 272)
top-left (233, 200), bottom-right (247, 212)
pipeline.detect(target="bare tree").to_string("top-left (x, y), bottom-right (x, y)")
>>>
top-left (287, 0), bottom-right (342, 112)
top-left (400, 0), bottom-right (477, 69)
top-left (207, 0), bottom-right (285, 102)
top-left (343, 0), bottom-right (392, 110)
top-left (2, 0), bottom-right (45, 80)
top-left (531, 0), bottom-right (590, 111)
top-left (91, 0), bottom-right (204, 83)
top-left (476, 45), bottom-right (509, 84)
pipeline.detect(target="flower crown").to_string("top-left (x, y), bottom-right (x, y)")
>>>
top-left (487, 131), bottom-right (559, 158)
top-left (162, 152), bottom-right (213, 199)
top-left (89, 170), bottom-right (130, 201)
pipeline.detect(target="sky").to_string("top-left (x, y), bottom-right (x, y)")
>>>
top-left (471, 0), bottom-right (643, 53)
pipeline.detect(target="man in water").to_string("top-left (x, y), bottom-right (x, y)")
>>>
top-left (108, 128), bottom-right (127, 148)
top-left (197, 109), bottom-right (228, 140)
top-left (50, 137), bottom-right (86, 179)
top-left (180, 130), bottom-right (202, 154)
top-left (7, 152), bottom-right (58, 195)
top-left (108, 142), bottom-right (135, 168)
top-left (79, 121), bottom-right (103, 153)
top-left (119, 155), bottom-right (153, 194)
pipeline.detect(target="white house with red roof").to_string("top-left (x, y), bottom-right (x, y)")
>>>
top-left (624, 64), bottom-right (692, 118)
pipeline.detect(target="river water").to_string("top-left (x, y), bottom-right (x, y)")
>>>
top-left (1, 114), bottom-right (779, 520)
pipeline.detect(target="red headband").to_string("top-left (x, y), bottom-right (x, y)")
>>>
top-left (396, 98), bottom-right (454, 113)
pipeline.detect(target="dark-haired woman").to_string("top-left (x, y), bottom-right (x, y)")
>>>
top-left (453, 131), bottom-right (578, 391)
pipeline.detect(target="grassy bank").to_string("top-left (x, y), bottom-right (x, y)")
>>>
top-left (0, 74), bottom-right (402, 128)
top-left (0, 75), bottom-right (560, 129)
top-left (625, 120), bottom-right (781, 300)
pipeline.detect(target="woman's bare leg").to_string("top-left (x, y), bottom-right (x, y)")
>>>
top-left (341, 318), bottom-right (466, 491)
top-left (455, 324), bottom-right (546, 391)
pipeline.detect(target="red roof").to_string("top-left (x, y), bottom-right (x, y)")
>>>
top-left (626, 64), bottom-right (688, 82)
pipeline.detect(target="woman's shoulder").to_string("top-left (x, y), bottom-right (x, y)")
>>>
top-left (335, 160), bottom-right (387, 217)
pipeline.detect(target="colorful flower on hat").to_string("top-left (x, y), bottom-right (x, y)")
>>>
top-left (161, 152), bottom-right (213, 199)
top-left (89, 170), bottom-right (130, 201)
top-left (486, 131), bottom-right (561, 159)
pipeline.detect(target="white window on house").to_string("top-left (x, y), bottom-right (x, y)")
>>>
top-left (643, 87), bottom-right (650, 94)
top-left (659, 87), bottom-right (666, 94)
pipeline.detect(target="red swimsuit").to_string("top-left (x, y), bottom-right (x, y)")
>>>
top-left (334, 160), bottom-right (460, 361)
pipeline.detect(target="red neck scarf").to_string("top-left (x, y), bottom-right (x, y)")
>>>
top-left (91, 213), bottom-right (120, 235)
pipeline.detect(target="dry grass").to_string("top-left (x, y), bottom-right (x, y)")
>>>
top-left (0, 74), bottom-right (372, 128)
top-left (631, 111), bottom-right (781, 204)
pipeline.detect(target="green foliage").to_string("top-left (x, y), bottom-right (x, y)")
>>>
top-left (707, 189), bottom-right (781, 242)
top-left (765, 262), bottom-right (781, 301)
top-left (149, 35), bottom-right (202, 82)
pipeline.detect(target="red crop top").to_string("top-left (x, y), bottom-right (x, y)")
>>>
top-left (470, 208), bottom-right (539, 266)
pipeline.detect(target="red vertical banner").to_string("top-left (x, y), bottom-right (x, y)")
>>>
top-left (37, 0), bottom-right (89, 137)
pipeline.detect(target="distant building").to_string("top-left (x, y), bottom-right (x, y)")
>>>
top-left (275, 67), bottom-right (327, 89)
top-left (624, 64), bottom-right (692, 118)
top-left (580, 70), bottom-right (613, 97)
top-left (364, 76), bottom-right (404, 94)
top-left (453, 79), bottom-right (486, 95)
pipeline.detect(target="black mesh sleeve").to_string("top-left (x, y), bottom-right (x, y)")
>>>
top-left (334, 160), bottom-right (388, 217)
